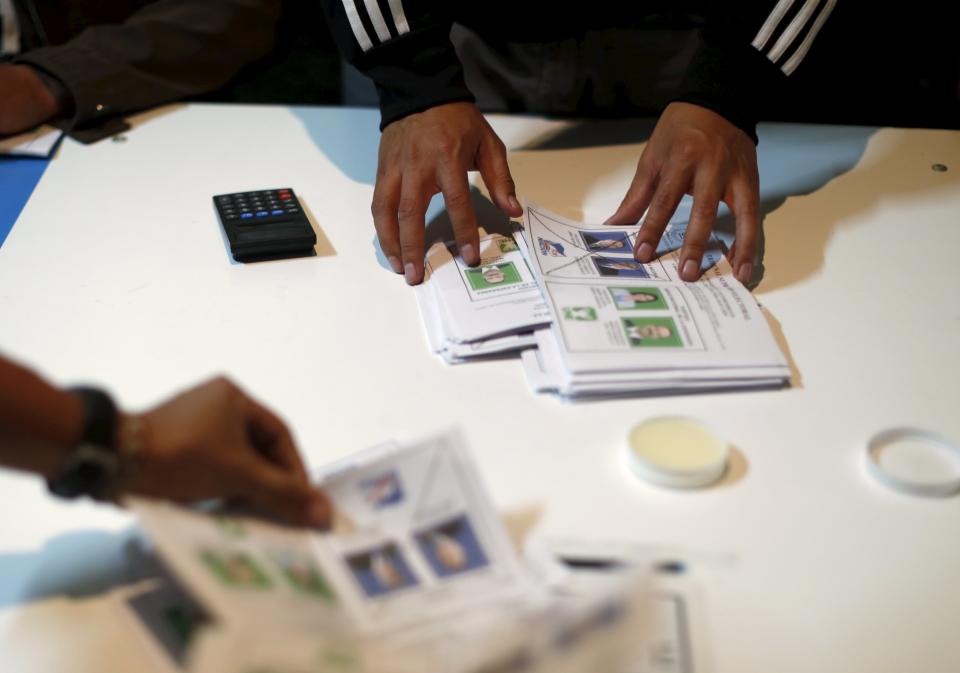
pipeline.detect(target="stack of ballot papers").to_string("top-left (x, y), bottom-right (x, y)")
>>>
top-left (517, 203), bottom-right (790, 398)
top-left (128, 430), bottom-right (651, 673)
top-left (412, 202), bottom-right (789, 398)
top-left (415, 233), bottom-right (552, 362)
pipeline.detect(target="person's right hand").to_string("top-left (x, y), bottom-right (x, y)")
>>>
top-left (0, 64), bottom-right (61, 136)
top-left (120, 377), bottom-right (331, 529)
top-left (372, 101), bottom-right (523, 285)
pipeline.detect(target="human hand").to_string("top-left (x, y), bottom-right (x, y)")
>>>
top-left (605, 102), bottom-right (760, 284)
top-left (120, 377), bottom-right (331, 528)
top-left (0, 64), bottom-right (61, 136)
top-left (372, 102), bottom-right (523, 285)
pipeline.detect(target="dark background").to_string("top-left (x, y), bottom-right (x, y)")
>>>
top-left (212, 1), bottom-right (960, 130)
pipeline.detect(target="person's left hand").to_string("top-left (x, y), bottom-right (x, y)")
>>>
top-left (605, 102), bottom-right (760, 284)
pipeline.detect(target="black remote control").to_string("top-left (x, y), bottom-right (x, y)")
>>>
top-left (213, 188), bottom-right (316, 262)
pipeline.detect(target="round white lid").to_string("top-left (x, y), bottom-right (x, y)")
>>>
top-left (626, 416), bottom-right (729, 489)
top-left (866, 427), bottom-right (960, 497)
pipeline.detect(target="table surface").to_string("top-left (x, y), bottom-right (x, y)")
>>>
top-left (1, 104), bottom-right (959, 673)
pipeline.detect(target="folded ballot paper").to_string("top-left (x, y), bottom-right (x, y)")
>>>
top-left (129, 430), bottom-right (650, 673)
top-left (414, 233), bottom-right (552, 363)
top-left (517, 203), bottom-right (790, 398)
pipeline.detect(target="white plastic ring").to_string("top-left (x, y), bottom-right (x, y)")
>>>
top-left (865, 427), bottom-right (960, 498)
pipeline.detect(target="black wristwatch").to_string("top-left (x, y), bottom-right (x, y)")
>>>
top-left (47, 387), bottom-right (121, 501)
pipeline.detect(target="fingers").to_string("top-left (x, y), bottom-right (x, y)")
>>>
top-left (396, 173), bottom-right (430, 285)
top-left (678, 178), bottom-right (723, 282)
top-left (729, 181), bottom-right (761, 286)
top-left (633, 170), bottom-right (687, 264)
top-left (437, 163), bottom-right (480, 266)
top-left (605, 160), bottom-right (657, 228)
top-left (231, 459), bottom-right (332, 529)
top-left (476, 129), bottom-right (522, 218)
top-left (371, 171), bottom-right (403, 274)
top-left (241, 394), bottom-right (307, 482)
top-left (373, 105), bottom-right (517, 285)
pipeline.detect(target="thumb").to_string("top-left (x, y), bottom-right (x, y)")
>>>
top-left (476, 131), bottom-right (522, 218)
top-left (230, 458), bottom-right (332, 529)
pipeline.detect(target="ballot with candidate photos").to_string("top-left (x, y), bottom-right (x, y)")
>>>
top-left (415, 233), bottom-right (551, 363)
top-left (411, 203), bottom-right (789, 398)
top-left (517, 202), bottom-right (789, 398)
top-left (128, 430), bottom-right (651, 673)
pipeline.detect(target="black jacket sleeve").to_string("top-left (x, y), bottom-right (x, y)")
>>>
top-left (319, 0), bottom-right (472, 130)
top-left (13, 0), bottom-right (282, 130)
top-left (672, 0), bottom-right (838, 142)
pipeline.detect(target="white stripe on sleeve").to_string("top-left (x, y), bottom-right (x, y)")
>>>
top-left (766, 0), bottom-right (823, 63)
top-left (1, 0), bottom-right (22, 55)
top-left (386, 0), bottom-right (410, 36)
top-left (362, 0), bottom-right (392, 43)
top-left (781, 0), bottom-right (836, 75)
top-left (341, 0), bottom-right (374, 52)
top-left (752, 0), bottom-right (797, 52)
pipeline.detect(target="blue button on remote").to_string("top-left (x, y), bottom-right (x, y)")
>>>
top-left (240, 213), bottom-right (253, 219)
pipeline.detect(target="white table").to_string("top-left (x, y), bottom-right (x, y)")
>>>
top-left (1, 104), bottom-right (959, 672)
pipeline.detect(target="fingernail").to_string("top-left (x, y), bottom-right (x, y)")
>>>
top-left (737, 262), bottom-right (753, 285)
top-left (508, 195), bottom-right (522, 213)
top-left (636, 242), bottom-right (655, 262)
top-left (404, 262), bottom-right (418, 285)
top-left (388, 255), bottom-right (402, 274)
top-left (460, 243), bottom-right (477, 265)
top-left (681, 258), bottom-right (699, 281)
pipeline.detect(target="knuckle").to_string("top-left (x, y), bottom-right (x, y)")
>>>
top-left (434, 136), bottom-right (458, 157)
top-left (646, 199), bottom-right (675, 226)
top-left (400, 244), bottom-right (423, 261)
top-left (370, 194), bottom-right (391, 219)
top-left (691, 202), bottom-right (719, 222)
top-left (683, 240), bottom-right (707, 257)
top-left (210, 375), bottom-right (236, 392)
top-left (396, 198), bottom-right (421, 221)
top-left (444, 188), bottom-right (471, 210)
top-left (676, 137), bottom-right (705, 161)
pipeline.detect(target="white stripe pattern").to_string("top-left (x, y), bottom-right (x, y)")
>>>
top-left (362, 0), bottom-right (392, 43)
top-left (386, 0), bottom-right (410, 36)
top-left (341, 0), bottom-right (374, 52)
top-left (781, 0), bottom-right (836, 74)
top-left (766, 0), bottom-right (824, 63)
top-left (0, 0), bottom-right (22, 55)
top-left (752, 0), bottom-right (834, 75)
top-left (752, 0), bottom-right (796, 51)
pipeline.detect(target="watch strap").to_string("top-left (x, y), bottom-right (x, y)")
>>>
top-left (46, 386), bottom-right (119, 500)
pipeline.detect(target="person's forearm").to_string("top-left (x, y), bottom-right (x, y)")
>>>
top-left (13, 0), bottom-right (282, 130)
top-left (0, 356), bottom-right (84, 478)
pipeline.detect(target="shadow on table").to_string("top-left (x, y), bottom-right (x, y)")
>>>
top-left (0, 527), bottom-right (154, 609)
top-left (291, 106), bottom-right (381, 187)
